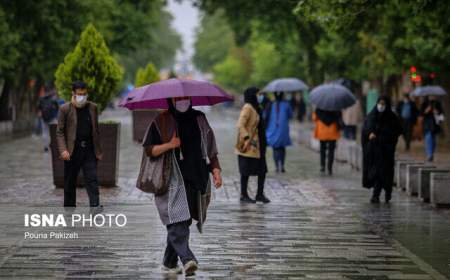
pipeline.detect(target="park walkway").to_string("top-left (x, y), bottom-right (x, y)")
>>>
top-left (0, 107), bottom-right (449, 279)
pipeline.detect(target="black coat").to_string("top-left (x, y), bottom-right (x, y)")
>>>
top-left (362, 107), bottom-right (402, 189)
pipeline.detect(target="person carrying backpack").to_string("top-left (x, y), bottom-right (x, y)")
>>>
top-left (38, 90), bottom-right (60, 152)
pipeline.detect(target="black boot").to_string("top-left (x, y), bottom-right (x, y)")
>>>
top-left (256, 194), bottom-right (271, 203)
top-left (240, 175), bottom-right (255, 203)
top-left (240, 195), bottom-right (256, 203)
top-left (370, 197), bottom-right (380, 204)
top-left (255, 174), bottom-right (269, 203)
top-left (385, 192), bottom-right (392, 203)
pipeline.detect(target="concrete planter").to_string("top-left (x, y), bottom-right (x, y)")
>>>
top-left (406, 163), bottom-right (433, 196)
top-left (398, 161), bottom-right (422, 191)
top-left (50, 123), bottom-right (121, 188)
top-left (430, 173), bottom-right (450, 208)
top-left (418, 168), bottom-right (450, 202)
top-left (132, 110), bottom-right (159, 143)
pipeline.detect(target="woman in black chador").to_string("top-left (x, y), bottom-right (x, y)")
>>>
top-left (362, 96), bottom-right (402, 203)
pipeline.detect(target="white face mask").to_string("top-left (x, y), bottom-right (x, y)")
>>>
top-left (377, 104), bottom-right (386, 113)
top-left (257, 95), bottom-right (264, 104)
top-left (175, 99), bottom-right (191, 112)
top-left (75, 94), bottom-right (87, 106)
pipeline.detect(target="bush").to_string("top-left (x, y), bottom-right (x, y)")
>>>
top-left (134, 63), bottom-right (160, 87)
top-left (55, 23), bottom-right (123, 112)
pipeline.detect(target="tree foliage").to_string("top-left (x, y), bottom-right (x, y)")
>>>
top-left (55, 24), bottom-right (123, 112)
top-left (193, 9), bottom-right (234, 73)
top-left (212, 48), bottom-right (251, 93)
top-left (135, 63), bottom-right (160, 87)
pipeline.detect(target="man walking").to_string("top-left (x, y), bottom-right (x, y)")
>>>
top-left (56, 81), bottom-right (103, 210)
top-left (396, 93), bottom-right (418, 151)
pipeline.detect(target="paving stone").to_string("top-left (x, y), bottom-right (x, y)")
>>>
top-left (0, 108), bottom-right (449, 279)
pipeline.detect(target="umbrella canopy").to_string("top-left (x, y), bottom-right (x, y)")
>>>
top-left (262, 78), bottom-right (308, 93)
top-left (309, 84), bottom-right (356, 111)
top-left (411, 86), bottom-right (447, 97)
top-left (119, 78), bottom-right (234, 110)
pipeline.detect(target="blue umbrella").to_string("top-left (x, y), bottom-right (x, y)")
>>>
top-left (263, 78), bottom-right (308, 92)
top-left (411, 86), bottom-right (446, 97)
top-left (309, 84), bottom-right (356, 111)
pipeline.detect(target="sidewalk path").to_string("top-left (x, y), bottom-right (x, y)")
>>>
top-left (0, 108), bottom-right (449, 279)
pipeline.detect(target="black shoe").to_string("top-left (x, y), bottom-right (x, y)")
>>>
top-left (370, 197), bottom-right (380, 204)
top-left (328, 168), bottom-right (333, 175)
top-left (281, 168), bottom-right (286, 173)
top-left (90, 205), bottom-right (104, 215)
top-left (427, 156), bottom-right (434, 162)
top-left (256, 195), bottom-right (271, 204)
top-left (44, 147), bottom-right (49, 152)
top-left (320, 167), bottom-right (325, 173)
top-left (240, 196), bottom-right (256, 203)
top-left (385, 193), bottom-right (392, 203)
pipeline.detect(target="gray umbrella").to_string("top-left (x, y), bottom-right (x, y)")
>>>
top-left (262, 78), bottom-right (308, 92)
top-left (411, 86), bottom-right (447, 97)
top-left (309, 84), bottom-right (356, 111)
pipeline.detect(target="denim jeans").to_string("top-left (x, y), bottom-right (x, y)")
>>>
top-left (163, 219), bottom-right (196, 268)
top-left (425, 131), bottom-right (436, 160)
top-left (272, 147), bottom-right (286, 170)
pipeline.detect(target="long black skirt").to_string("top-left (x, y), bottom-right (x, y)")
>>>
top-left (238, 155), bottom-right (267, 176)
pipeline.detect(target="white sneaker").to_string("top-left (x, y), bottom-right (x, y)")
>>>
top-left (183, 260), bottom-right (198, 276)
top-left (161, 265), bottom-right (182, 275)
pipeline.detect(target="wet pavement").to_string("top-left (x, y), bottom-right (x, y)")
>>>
top-left (0, 107), bottom-right (449, 279)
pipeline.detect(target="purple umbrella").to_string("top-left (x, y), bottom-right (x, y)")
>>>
top-left (119, 78), bottom-right (234, 110)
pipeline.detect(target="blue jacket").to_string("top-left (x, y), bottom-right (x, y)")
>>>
top-left (266, 101), bottom-right (293, 148)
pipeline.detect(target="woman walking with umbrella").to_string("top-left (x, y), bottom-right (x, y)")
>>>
top-left (411, 86), bottom-right (446, 161)
top-left (235, 87), bottom-right (270, 203)
top-left (420, 96), bottom-right (444, 162)
top-left (265, 92), bottom-right (293, 173)
top-left (362, 96), bottom-right (402, 203)
top-left (121, 79), bottom-right (230, 276)
top-left (309, 83), bottom-right (356, 175)
top-left (313, 109), bottom-right (341, 174)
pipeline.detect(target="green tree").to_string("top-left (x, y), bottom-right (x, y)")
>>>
top-left (54, 24), bottom-right (123, 112)
top-left (249, 39), bottom-right (282, 86)
top-left (193, 9), bottom-right (234, 72)
top-left (213, 48), bottom-right (251, 93)
top-left (193, 0), bottom-right (324, 85)
top-left (0, 0), bottom-right (180, 120)
top-left (135, 63), bottom-right (160, 87)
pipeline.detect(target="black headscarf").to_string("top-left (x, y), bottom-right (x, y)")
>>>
top-left (167, 98), bottom-right (208, 193)
top-left (373, 95), bottom-right (394, 122)
top-left (315, 108), bottom-right (341, 126)
top-left (274, 91), bottom-right (284, 102)
top-left (244, 87), bottom-right (260, 112)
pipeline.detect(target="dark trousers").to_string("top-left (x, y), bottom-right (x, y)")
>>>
top-left (320, 140), bottom-right (336, 172)
top-left (240, 174), bottom-right (266, 197)
top-left (343, 125), bottom-right (357, 140)
top-left (272, 147), bottom-right (286, 170)
top-left (64, 144), bottom-right (99, 207)
top-left (163, 219), bottom-right (196, 268)
top-left (402, 120), bottom-right (414, 150)
top-left (372, 184), bottom-right (392, 201)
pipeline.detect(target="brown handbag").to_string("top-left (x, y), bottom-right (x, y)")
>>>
top-left (136, 121), bottom-right (172, 195)
top-left (235, 127), bottom-right (257, 153)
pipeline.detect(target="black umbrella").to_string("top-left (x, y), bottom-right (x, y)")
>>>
top-left (309, 84), bottom-right (356, 111)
